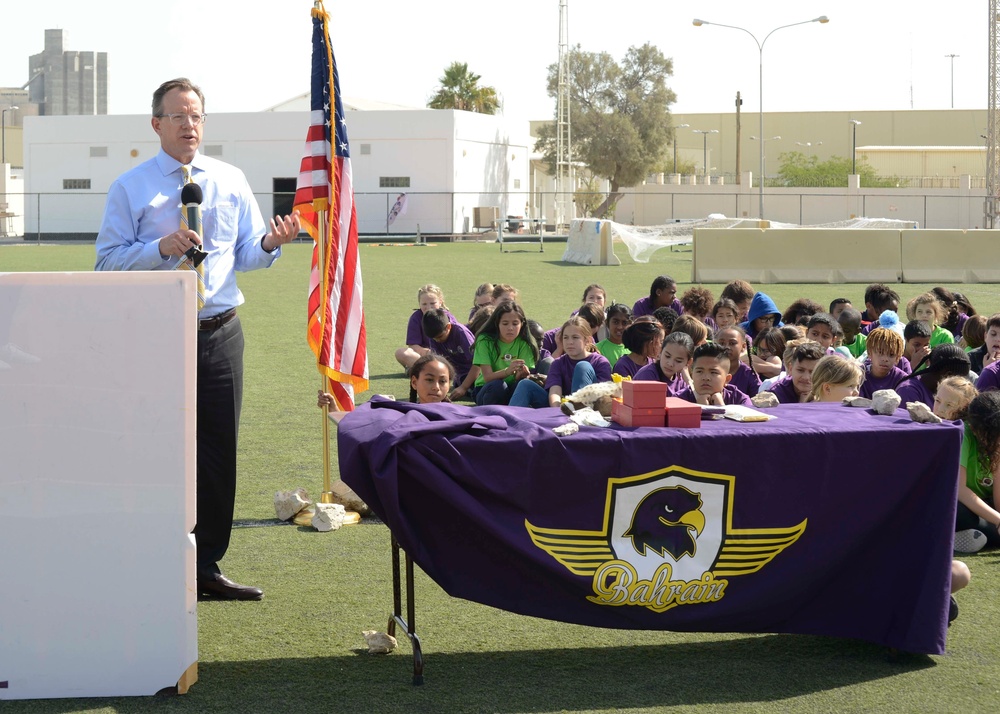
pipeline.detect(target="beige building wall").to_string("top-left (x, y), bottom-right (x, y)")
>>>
top-left (670, 109), bottom-right (987, 178)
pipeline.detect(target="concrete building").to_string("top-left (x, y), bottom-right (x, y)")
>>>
top-left (27, 29), bottom-right (109, 117)
top-left (19, 108), bottom-right (529, 238)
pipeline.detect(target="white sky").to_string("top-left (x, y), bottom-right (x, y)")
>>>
top-left (2, 0), bottom-right (989, 126)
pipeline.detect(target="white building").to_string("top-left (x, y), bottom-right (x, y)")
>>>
top-left (19, 107), bottom-right (530, 237)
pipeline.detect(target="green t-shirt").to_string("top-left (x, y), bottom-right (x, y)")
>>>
top-left (930, 325), bottom-right (954, 347)
top-left (960, 423), bottom-right (994, 502)
top-left (472, 335), bottom-right (536, 387)
top-left (845, 333), bottom-right (867, 358)
top-left (596, 339), bottom-right (629, 367)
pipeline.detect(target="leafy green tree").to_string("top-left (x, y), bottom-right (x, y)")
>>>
top-left (428, 62), bottom-right (501, 114)
top-left (775, 151), bottom-right (898, 188)
top-left (536, 43), bottom-right (677, 217)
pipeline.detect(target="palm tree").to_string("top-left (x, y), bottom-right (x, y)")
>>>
top-left (427, 62), bottom-right (501, 114)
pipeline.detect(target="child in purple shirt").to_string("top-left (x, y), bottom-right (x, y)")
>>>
top-left (895, 343), bottom-right (971, 409)
top-left (632, 275), bottom-right (683, 317)
top-left (676, 342), bottom-right (753, 407)
top-left (715, 325), bottom-right (760, 397)
top-left (612, 319), bottom-right (663, 379)
top-left (760, 342), bottom-right (825, 404)
top-left (635, 332), bottom-right (693, 396)
top-left (423, 309), bottom-right (477, 399)
top-left (859, 327), bottom-right (907, 399)
top-left (510, 317), bottom-right (611, 408)
top-left (395, 284), bottom-right (459, 370)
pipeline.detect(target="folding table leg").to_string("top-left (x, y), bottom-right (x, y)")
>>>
top-left (387, 533), bottom-right (424, 685)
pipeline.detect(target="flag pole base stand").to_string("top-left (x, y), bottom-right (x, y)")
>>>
top-left (320, 491), bottom-right (336, 504)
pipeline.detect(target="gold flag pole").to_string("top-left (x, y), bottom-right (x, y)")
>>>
top-left (317, 207), bottom-right (335, 504)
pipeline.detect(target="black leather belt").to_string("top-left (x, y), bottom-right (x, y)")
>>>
top-left (198, 308), bottom-right (237, 331)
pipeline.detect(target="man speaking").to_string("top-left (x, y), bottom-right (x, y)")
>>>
top-left (96, 78), bottom-right (300, 600)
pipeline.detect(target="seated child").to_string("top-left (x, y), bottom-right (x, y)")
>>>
top-left (953, 390), bottom-right (1000, 553)
top-left (632, 275), bottom-right (682, 317)
top-left (808, 355), bottom-right (864, 402)
top-left (907, 292), bottom-right (955, 347)
top-left (829, 298), bottom-right (852, 320)
top-left (422, 308), bottom-right (477, 400)
top-left (543, 302), bottom-right (605, 358)
top-left (468, 303), bottom-right (495, 335)
top-left (838, 307), bottom-right (867, 358)
top-left (720, 279), bottom-right (755, 322)
top-left (469, 301), bottom-right (538, 406)
top-left (635, 332), bottom-right (694, 396)
top-left (395, 284), bottom-right (458, 369)
top-left (676, 342), bottom-right (753, 406)
top-left (510, 316), bottom-right (611, 408)
top-left (318, 353), bottom-right (456, 419)
top-left (931, 286), bottom-right (968, 340)
top-left (782, 298), bottom-right (824, 327)
top-left (903, 320), bottom-right (932, 373)
top-left (652, 306), bottom-right (680, 335)
top-left (526, 319), bottom-right (553, 374)
top-left (670, 314), bottom-right (709, 348)
top-left (860, 283), bottom-right (901, 334)
top-left (680, 286), bottom-right (716, 330)
top-left (712, 298), bottom-right (741, 331)
top-left (613, 319), bottom-right (664, 379)
top-left (761, 341), bottom-right (825, 404)
top-left (740, 292), bottom-right (783, 340)
top-left (962, 314), bottom-right (986, 357)
top-left (572, 283), bottom-right (609, 342)
top-left (750, 327), bottom-right (786, 381)
top-left (895, 344), bottom-right (971, 409)
top-left (804, 313), bottom-right (846, 356)
top-left (859, 327), bottom-right (908, 399)
top-left (968, 312), bottom-right (1000, 375)
top-left (933, 375), bottom-right (978, 421)
top-left (715, 325), bottom-right (761, 397)
top-left (595, 303), bottom-right (632, 366)
top-left (469, 282), bottom-right (494, 322)
top-left (492, 283), bottom-right (519, 305)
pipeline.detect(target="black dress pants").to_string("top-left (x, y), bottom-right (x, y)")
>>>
top-left (195, 315), bottom-right (244, 579)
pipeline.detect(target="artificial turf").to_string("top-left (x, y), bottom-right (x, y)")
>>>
top-left (3, 239), bottom-right (1000, 713)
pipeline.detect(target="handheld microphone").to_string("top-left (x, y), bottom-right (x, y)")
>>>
top-left (180, 182), bottom-right (207, 268)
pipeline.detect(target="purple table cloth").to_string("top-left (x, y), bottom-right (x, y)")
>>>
top-left (339, 398), bottom-right (961, 654)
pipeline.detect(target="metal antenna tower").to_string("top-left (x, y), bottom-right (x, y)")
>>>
top-left (988, 0), bottom-right (1000, 228)
top-left (555, 0), bottom-right (574, 231)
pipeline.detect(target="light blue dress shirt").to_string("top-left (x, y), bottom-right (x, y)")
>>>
top-left (95, 149), bottom-right (279, 317)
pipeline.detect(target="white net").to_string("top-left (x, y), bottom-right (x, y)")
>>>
top-left (608, 215), bottom-right (919, 264)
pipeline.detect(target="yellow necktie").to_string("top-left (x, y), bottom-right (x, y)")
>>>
top-left (180, 165), bottom-right (206, 311)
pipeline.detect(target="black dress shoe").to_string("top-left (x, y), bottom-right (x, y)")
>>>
top-left (198, 574), bottom-right (264, 601)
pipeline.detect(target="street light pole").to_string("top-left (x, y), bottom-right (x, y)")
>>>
top-left (849, 119), bottom-right (861, 175)
top-left (945, 54), bottom-right (959, 108)
top-left (1, 106), bottom-right (18, 165)
top-left (749, 135), bottom-right (781, 185)
top-left (693, 15), bottom-right (829, 219)
top-left (673, 123), bottom-right (689, 174)
top-left (693, 129), bottom-right (719, 177)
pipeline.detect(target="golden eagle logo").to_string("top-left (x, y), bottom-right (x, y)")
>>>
top-left (525, 466), bottom-right (806, 613)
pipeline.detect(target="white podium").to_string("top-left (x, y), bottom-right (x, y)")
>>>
top-left (0, 271), bottom-right (198, 700)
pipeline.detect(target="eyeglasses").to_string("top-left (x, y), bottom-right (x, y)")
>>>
top-left (157, 113), bottom-right (207, 126)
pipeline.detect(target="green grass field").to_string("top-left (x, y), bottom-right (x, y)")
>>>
top-left (4, 240), bottom-right (1000, 713)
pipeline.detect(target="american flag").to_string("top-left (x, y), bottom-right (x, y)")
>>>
top-left (294, 2), bottom-right (368, 411)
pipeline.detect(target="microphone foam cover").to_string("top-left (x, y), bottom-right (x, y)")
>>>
top-left (181, 182), bottom-right (204, 205)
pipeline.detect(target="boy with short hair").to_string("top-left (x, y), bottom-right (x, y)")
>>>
top-left (861, 284), bottom-right (901, 335)
top-left (804, 313), bottom-right (845, 355)
top-left (838, 307), bottom-right (867, 358)
top-left (422, 308), bottom-right (478, 399)
top-left (859, 327), bottom-right (908, 399)
top-left (829, 298), bottom-right (852, 320)
top-left (968, 313), bottom-right (1000, 374)
top-left (903, 320), bottom-right (933, 372)
top-left (761, 342), bottom-right (825, 404)
top-left (676, 342), bottom-right (752, 406)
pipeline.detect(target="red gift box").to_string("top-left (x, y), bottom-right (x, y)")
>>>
top-left (621, 380), bottom-right (668, 409)
top-left (664, 396), bottom-right (701, 428)
top-left (611, 398), bottom-right (666, 427)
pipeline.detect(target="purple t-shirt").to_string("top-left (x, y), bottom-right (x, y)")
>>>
top-left (613, 354), bottom-right (652, 379)
top-left (976, 362), bottom-right (1000, 393)
top-left (405, 309), bottom-right (459, 349)
top-left (729, 362), bottom-right (761, 398)
top-left (860, 365), bottom-right (908, 400)
top-left (632, 296), bottom-right (683, 318)
top-left (428, 322), bottom-right (475, 385)
top-left (764, 375), bottom-right (802, 404)
top-left (544, 352), bottom-right (612, 394)
top-left (895, 377), bottom-right (934, 409)
top-left (634, 362), bottom-right (688, 396)
top-left (677, 384), bottom-right (752, 407)
top-left (541, 327), bottom-right (559, 355)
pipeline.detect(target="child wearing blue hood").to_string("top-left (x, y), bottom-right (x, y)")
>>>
top-left (740, 292), bottom-right (784, 340)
